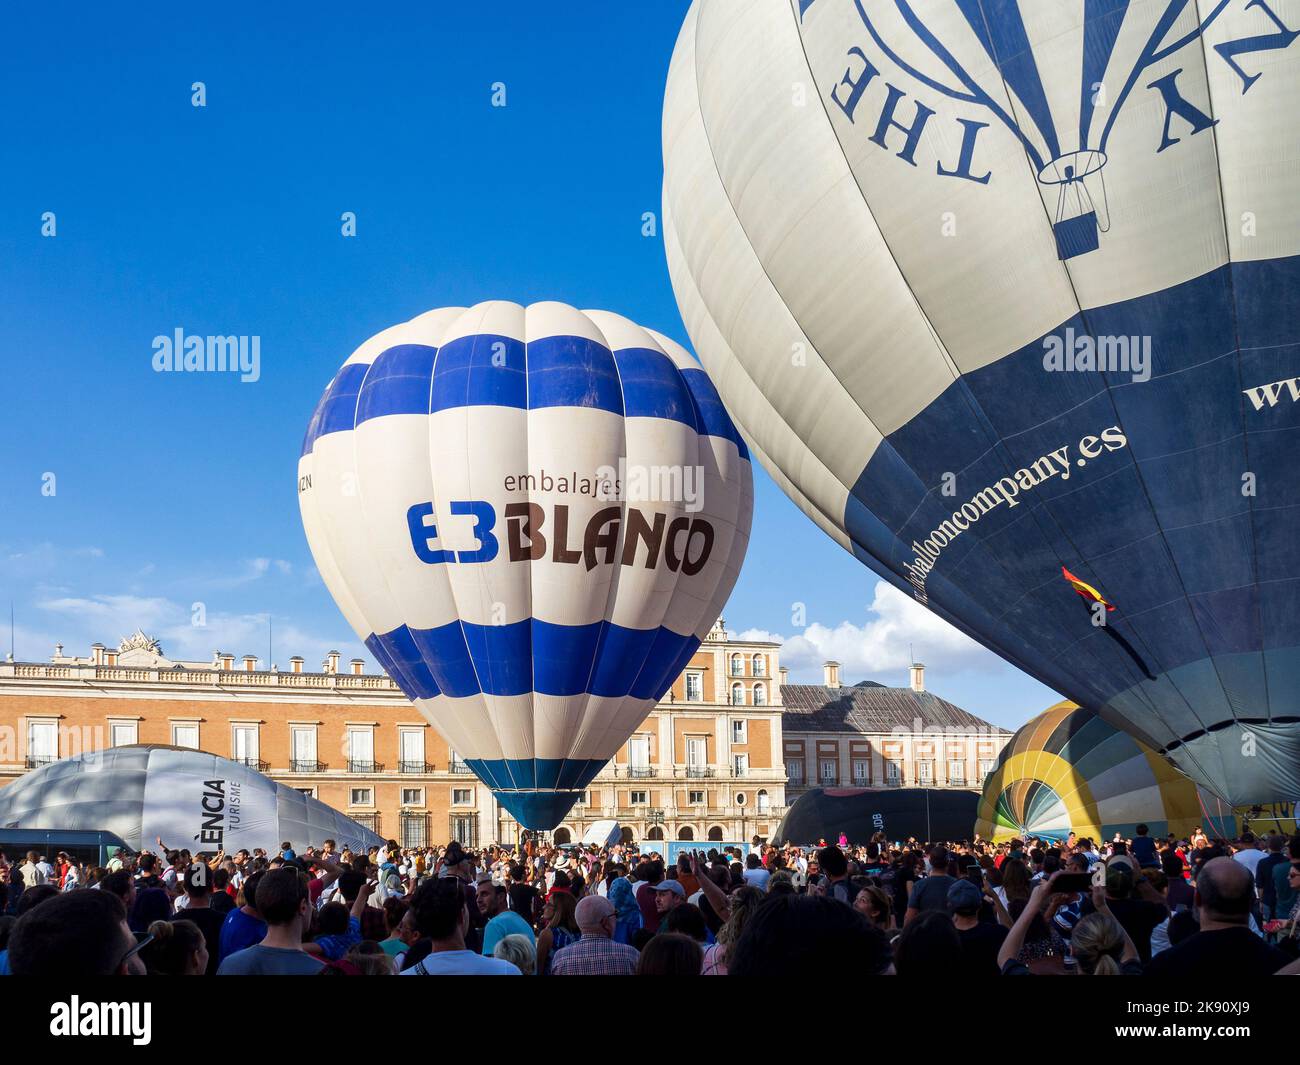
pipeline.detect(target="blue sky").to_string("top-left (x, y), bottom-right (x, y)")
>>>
top-left (0, 0), bottom-right (1060, 729)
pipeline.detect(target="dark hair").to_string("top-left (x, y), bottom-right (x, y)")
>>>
top-left (241, 869), bottom-right (265, 912)
top-left (1161, 851), bottom-right (1185, 878)
top-left (257, 868), bottom-right (309, 926)
top-left (129, 887), bottom-right (172, 933)
top-left (0, 914), bottom-right (13, 950)
top-left (142, 919), bottom-right (204, 975)
top-left (9, 890), bottom-right (129, 976)
top-left (281, 841), bottom-right (293, 851)
top-left (630, 927), bottom-right (656, 952)
top-left (318, 901), bottom-right (350, 936)
top-left (16, 883), bottom-right (58, 916)
top-left (635, 933), bottom-right (702, 975)
top-left (509, 863), bottom-right (526, 880)
top-left (817, 846), bottom-right (848, 878)
top-left (101, 869), bottom-right (134, 904)
top-left (729, 895), bottom-right (891, 976)
top-left (338, 870), bottom-right (365, 903)
top-left (382, 896), bottom-right (409, 933)
top-left (745, 853), bottom-right (761, 869)
top-left (662, 903), bottom-right (708, 943)
top-left (212, 867), bottom-right (230, 891)
top-left (411, 877), bottom-right (467, 940)
top-left (894, 911), bottom-right (961, 977)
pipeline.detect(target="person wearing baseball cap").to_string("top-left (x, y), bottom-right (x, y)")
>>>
top-left (651, 877), bottom-right (686, 921)
top-left (948, 877), bottom-right (1007, 977)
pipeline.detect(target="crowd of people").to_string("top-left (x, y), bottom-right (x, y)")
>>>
top-left (1, 823), bottom-right (1297, 976)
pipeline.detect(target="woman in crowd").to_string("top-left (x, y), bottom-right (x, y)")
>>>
top-left (535, 890), bottom-right (581, 975)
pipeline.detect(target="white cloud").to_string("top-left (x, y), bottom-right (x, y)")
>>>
top-left (737, 583), bottom-right (992, 683)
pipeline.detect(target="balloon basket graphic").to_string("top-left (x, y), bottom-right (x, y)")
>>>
top-left (1053, 211), bottom-right (1100, 260)
top-left (1039, 150), bottom-right (1109, 261)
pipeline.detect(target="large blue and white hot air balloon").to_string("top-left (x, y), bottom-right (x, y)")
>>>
top-left (298, 302), bottom-right (753, 830)
top-left (662, 0), bottom-right (1300, 807)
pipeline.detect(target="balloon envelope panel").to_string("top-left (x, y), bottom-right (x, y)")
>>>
top-left (663, 0), bottom-right (1300, 806)
top-left (773, 787), bottom-right (979, 846)
top-left (0, 746), bottom-right (384, 854)
top-left (299, 303), bottom-right (752, 830)
top-left (974, 702), bottom-right (1236, 843)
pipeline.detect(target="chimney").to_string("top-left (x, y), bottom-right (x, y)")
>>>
top-left (220, 653), bottom-right (234, 671)
top-left (823, 661), bottom-right (840, 689)
top-left (910, 662), bottom-right (925, 693)
top-left (778, 666), bottom-right (789, 689)
top-left (350, 658), bottom-right (364, 676)
top-left (91, 643), bottom-right (105, 666)
top-left (290, 656), bottom-right (304, 674)
top-left (243, 655), bottom-right (257, 672)
top-left (106, 652), bottom-right (118, 666)
top-left (325, 650), bottom-right (341, 674)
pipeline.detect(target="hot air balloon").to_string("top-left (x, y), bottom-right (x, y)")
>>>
top-left (298, 302), bottom-right (752, 831)
top-left (662, 0), bottom-right (1300, 807)
top-left (0, 745), bottom-right (384, 855)
top-left (974, 701), bottom-right (1236, 843)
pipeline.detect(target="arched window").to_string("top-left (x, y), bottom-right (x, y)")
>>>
top-left (552, 827), bottom-right (571, 845)
top-left (730, 653), bottom-right (743, 676)
top-left (752, 653), bottom-right (765, 676)
top-left (757, 789), bottom-right (770, 814)
top-left (708, 825), bottom-right (724, 841)
top-left (647, 826), bottom-right (664, 840)
top-left (619, 827), bottom-right (635, 844)
top-left (753, 683), bottom-right (767, 705)
top-left (677, 826), bottom-right (695, 841)
top-left (731, 683), bottom-right (744, 706)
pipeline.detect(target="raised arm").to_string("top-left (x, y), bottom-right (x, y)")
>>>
top-left (691, 852), bottom-right (730, 922)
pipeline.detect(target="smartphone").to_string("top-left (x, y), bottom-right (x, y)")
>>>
top-left (1052, 873), bottom-right (1092, 893)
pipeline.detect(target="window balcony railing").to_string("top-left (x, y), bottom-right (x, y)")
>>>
top-left (819, 776), bottom-right (839, 787)
top-left (683, 766), bottom-right (714, 778)
top-left (347, 760), bottom-right (384, 774)
top-left (448, 762), bottom-right (473, 774)
top-left (289, 759), bottom-right (325, 773)
top-left (234, 757), bottom-right (269, 772)
top-left (730, 767), bottom-right (749, 778)
top-left (852, 776), bottom-right (870, 787)
top-left (25, 755), bottom-right (56, 769)
top-left (399, 760), bottom-right (435, 774)
top-left (626, 766), bottom-right (654, 778)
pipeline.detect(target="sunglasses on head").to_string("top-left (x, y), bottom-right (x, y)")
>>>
top-left (117, 933), bottom-right (154, 972)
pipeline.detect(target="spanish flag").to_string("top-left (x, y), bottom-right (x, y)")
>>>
top-left (1062, 566), bottom-right (1114, 611)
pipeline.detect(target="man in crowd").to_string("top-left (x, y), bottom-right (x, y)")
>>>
top-left (652, 877), bottom-right (686, 922)
top-left (401, 877), bottom-right (519, 975)
top-left (217, 867), bottom-right (323, 975)
top-left (174, 863), bottom-right (224, 975)
top-left (477, 878), bottom-right (535, 956)
top-left (1145, 856), bottom-right (1289, 977)
top-left (19, 851), bottom-right (46, 889)
top-left (948, 879), bottom-right (1006, 977)
top-left (550, 895), bottom-right (641, 975)
top-left (742, 852), bottom-right (770, 891)
top-left (1257, 833), bottom-right (1289, 919)
top-left (1080, 858), bottom-right (1167, 964)
top-left (904, 845), bottom-right (955, 922)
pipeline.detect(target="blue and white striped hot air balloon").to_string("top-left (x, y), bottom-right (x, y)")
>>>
top-left (298, 302), bottom-right (753, 830)
top-left (663, 0), bottom-right (1300, 807)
